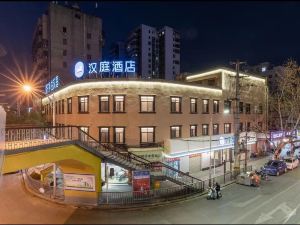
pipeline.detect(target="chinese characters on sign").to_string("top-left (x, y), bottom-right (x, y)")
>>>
top-left (92, 60), bottom-right (135, 74)
top-left (45, 76), bottom-right (60, 94)
top-left (63, 174), bottom-right (95, 192)
top-left (132, 170), bottom-right (150, 196)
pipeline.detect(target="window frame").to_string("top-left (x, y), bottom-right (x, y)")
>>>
top-left (140, 127), bottom-right (155, 144)
top-left (246, 103), bottom-right (251, 114)
top-left (213, 100), bottom-right (219, 114)
top-left (202, 124), bottom-right (209, 136)
top-left (67, 97), bottom-right (72, 114)
top-left (113, 95), bottom-right (126, 113)
top-left (78, 95), bottom-right (89, 114)
top-left (224, 123), bottom-right (231, 134)
top-left (113, 127), bottom-right (126, 144)
top-left (139, 95), bottom-right (156, 113)
top-left (190, 98), bottom-right (197, 114)
top-left (190, 124), bottom-right (197, 137)
top-left (98, 95), bottom-right (110, 113)
top-left (202, 99), bottom-right (209, 114)
top-left (99, 127), bottom-right (110, 143)
top-left (170, 125), bottom-right (182, 139)
top-left (170, 96), bottom-right (182, 113)
top-left (213, 124), bottom-right (219, 135)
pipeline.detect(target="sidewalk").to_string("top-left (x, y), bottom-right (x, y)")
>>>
top-left (190, 155), bottom-right (272, 181)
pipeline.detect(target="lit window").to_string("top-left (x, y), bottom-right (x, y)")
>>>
top-left (140, 127), bottom-right (154, 143)
top-left (190, 98), bottom-right (197, 113)
top-left (224, 123), bottom-right (231, 134)
top-left (99, 96), bottom-right (110, 113)
top-left (171, 97), bottom-right (181, 113)
top-left (213, 100), bottom-right (219, 113)
top-left (113, 96), bottom-right (125, 112)
top-left (202, 99), bottom-right (209, 113)
top-left (170, 126), bottom-right (181, 139)
top-left (140, 96), bottom-right (155, 112)
top-left (99, 127), bottom-right (110, 143)
top-left (78, 96), bottom-right (89, 113)
top-left (213, 124), bottom-right (219, 135)
top-left (114, 127), bottom-right (125, 144)
top-left (202, 124), bottom-right (209, 135)
top-left (67, 97), bottom-right (72, 114)
top-left (190, 125), bottom-right (197, 137)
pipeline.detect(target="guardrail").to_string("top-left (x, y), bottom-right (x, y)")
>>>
top-left (99, 181), bottom-right (203, 206)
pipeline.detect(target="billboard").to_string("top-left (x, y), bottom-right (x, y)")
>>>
top-left (64, 173), bottom-right (95, 192)
top-left (132, 170), bottom-right (150, 195)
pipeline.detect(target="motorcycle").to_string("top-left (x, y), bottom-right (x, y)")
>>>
top-left (207, 186), bottom-right (222, 200)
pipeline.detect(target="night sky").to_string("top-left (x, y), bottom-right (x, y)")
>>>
top-left (1, 1), bottom-right (300, 78)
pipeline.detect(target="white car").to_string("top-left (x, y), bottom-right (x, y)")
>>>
top-left (284, 158), bottom-right (299, 170)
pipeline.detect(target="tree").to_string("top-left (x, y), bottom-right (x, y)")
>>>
top-left (269, 59), bottom-right (300, 131)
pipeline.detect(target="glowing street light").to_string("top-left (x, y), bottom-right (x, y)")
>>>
top-left (22, 84), bottom-right (32, 93)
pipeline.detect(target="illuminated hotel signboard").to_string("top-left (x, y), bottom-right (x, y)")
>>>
top-left (74, 60), bottom-right (136, 79)
top-left (45, 75), bottom-right (60, 94)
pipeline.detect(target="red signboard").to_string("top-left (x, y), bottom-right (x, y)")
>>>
top-left (132, 170), bottom-right (150, 196)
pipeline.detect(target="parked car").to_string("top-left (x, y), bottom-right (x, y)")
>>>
top-left (261, 160), bottom-right (287, 176)
top-left (284, 157), bottom-right (299, 170)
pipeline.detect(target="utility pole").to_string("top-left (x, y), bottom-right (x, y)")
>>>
top-left (230, 60), bottom-right (246, 175)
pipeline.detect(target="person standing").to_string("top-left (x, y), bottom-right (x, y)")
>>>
top-left (215, 182), bottom-right (221, 199)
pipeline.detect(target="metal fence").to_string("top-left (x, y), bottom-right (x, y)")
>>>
top-left (98, 181), bottom-right (204, 206)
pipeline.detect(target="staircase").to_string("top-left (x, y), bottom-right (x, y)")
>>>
top-left (5, 126), bottom-right (204, 191)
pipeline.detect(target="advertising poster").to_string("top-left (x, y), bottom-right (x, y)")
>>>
top-left (132, 170), bottom-right (150, 195)
top-left (64, 173), bottom-right (95, 192)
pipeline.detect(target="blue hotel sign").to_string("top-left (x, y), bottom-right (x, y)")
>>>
top-left (45, 75), bottom-right (60, 94)
top-left (74, 60), bottom-right (136, 78)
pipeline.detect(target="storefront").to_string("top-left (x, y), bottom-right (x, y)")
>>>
top-left (101, 163), bottom-right (129, 185)
top-left (163, 134), bottom-right (235, 174)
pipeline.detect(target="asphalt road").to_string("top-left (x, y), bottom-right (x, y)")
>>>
top-left (1, 168), bottom-right (300, 224)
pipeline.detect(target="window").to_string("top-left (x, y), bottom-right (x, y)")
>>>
top-left (78, 96), bottom-right (89, 113)
top-left (258, 104), bottom-right (263, 114)
top-left (202, 99), bottom-right (209, 114)
top-left (246, 103), bottom-right (251, 114)
top-left (58, 100), bottom-right (61, 114)
top-left (224, 123), bottom-right (231, 134)
top-left (170, 126), bottom-right (181, 139)
top-left (67, 97), bottom-right (72, 114)
top-left (213, 100), bottom-right (219, 113)
top-left (114, 127), bottom-right (125, 144)
top-left (240, 122), bottom-right (244, 132)
top-left (99, 127), bottom-right (110, 143)
top-left (190, 125), bottom-right (197, 137)
top-left (55, 101), bottom-right (58, 114)
top-left (99, 96), bottom-right (110, 113)
top-left (224, 100), bottom-right (231, 114)
top-left (63, 26), bottom-right (67, 33)
top-left (79, 127), bottom-right (89, 141)
top-left (239, 102), bottom-right (244, 113)
top-left (202, 124), bottom-right (209, 135)
top-left (140, 96), bottom-right (155, 112)
top-left (213, 124), bottom-right (219, 135)
top-left (63, 38), bottom-right (67, 45)
top-left (170, 97), bottom-right (181, 113)
top-left (61, 99), bottom-right (64, 114)
top-left (190, 98), bottom-right (197, 113)
top-left (113, 95), bottom-right (125, 112)
top-left (63, 61), bottom-right (67, 68)
top-left (87, 33), bottom-right (91, 39)
top-left (63, 49), bottom-right (67, 56)
top-left (247, 122), bottom-right (251, 131)
top-left (87, 43), bottom-right (90, 50)
top-left (140, 127), bottom-right (155, 143)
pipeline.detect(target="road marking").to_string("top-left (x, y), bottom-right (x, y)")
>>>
top-left (255, 202), bottom-right (293, 224)
top-left (230, 180), bottom-right (300, 224)
top-left (282, 203), bottom-right (300, 224)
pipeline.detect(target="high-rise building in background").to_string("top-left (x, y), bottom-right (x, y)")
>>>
top-left (126, 24), bottom-right (180, 80)
top-left (108, 41), bottom-right (126, 60)
top-left (32, 2), bottom-right (103, 86)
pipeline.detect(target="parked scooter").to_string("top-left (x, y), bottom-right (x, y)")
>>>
top-left (255, 169), bottom-right (270, 181)
top-left (207, 186), bottom-right (222, 200)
